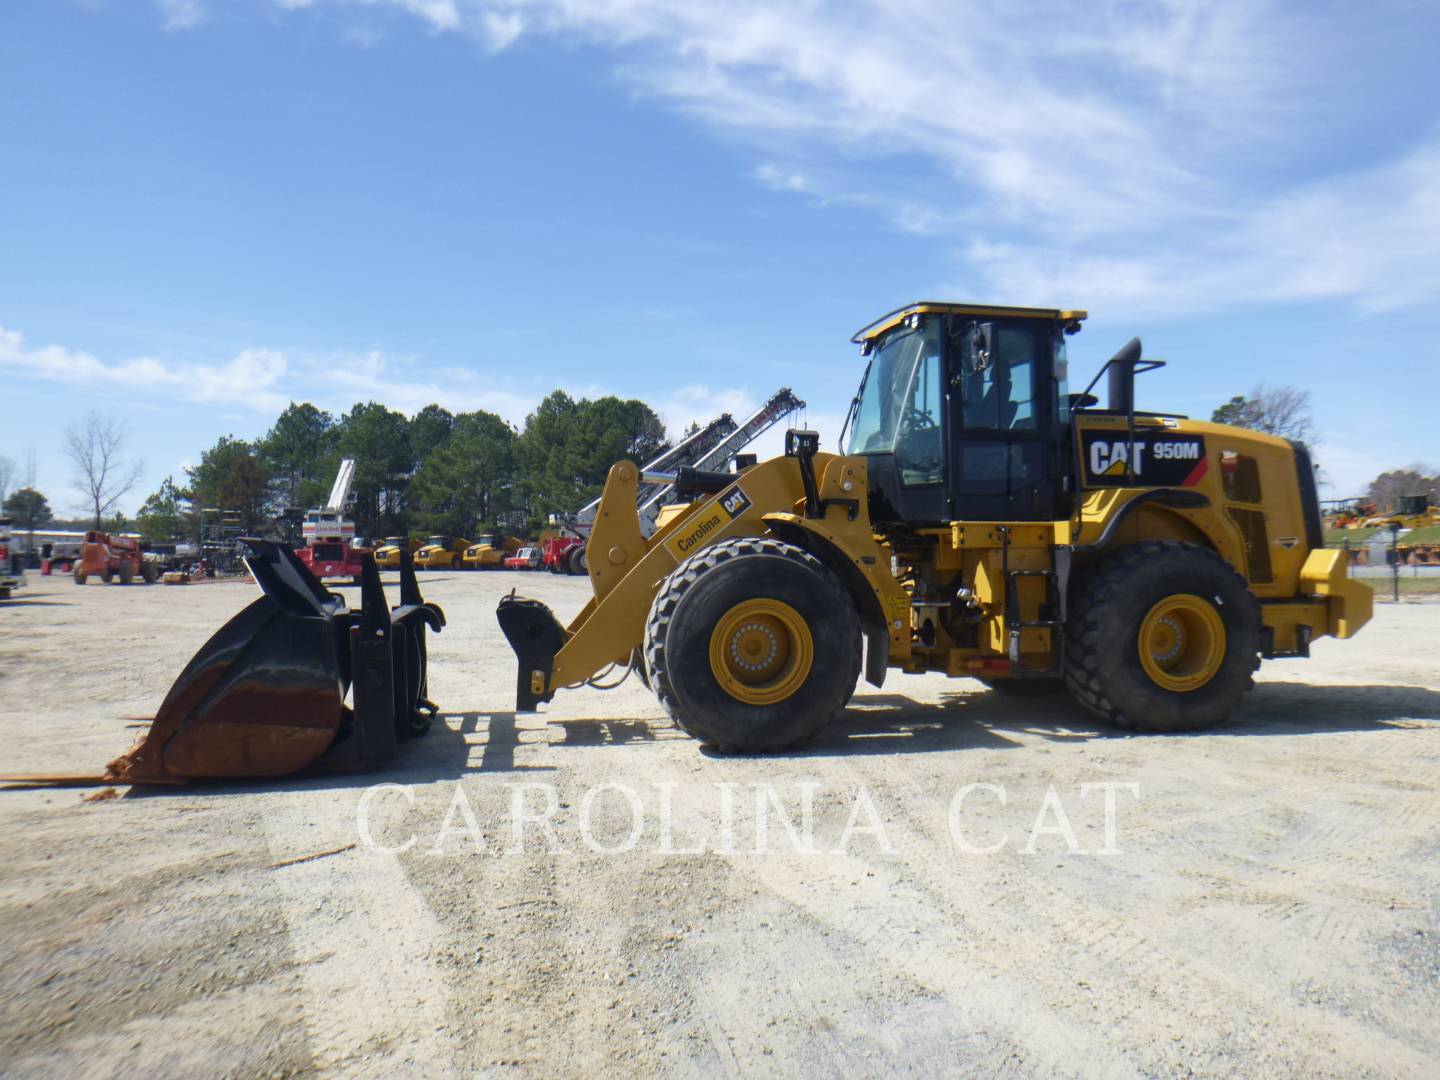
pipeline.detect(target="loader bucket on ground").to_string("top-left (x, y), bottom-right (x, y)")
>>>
top-left (97, 539), bottom-right (445, 784)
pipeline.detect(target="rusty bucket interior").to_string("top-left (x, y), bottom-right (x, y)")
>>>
top-left (101, 539), bottom-right (445, 784)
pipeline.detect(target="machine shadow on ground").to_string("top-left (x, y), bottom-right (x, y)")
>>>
top-left (105, 681), bottom-right (1440, 798)
top-left (717, 681), bottom-right (1440, 759)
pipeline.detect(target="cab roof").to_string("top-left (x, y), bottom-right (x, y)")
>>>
top-left (851, 301), bottom-right (1087, 345)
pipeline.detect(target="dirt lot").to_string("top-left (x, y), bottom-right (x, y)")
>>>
top-left (1, 569), bottom-right (1438, 1078)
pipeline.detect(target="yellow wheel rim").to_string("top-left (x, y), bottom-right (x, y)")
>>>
top-left (708, 599), bottom-right (814, 706)
top-left (1138, 594), bottom-right (1226, 693)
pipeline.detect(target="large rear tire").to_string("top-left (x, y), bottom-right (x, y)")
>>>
top-left (73, 569), bottom-right (87, 585)
top-left (645, 537), bottom-right (860, 753)
top-left (1064, 542), bottom-right (1260, 732)
top-left (101, 568), bottom-right (113, 584)
top-left (141, 562), bottom-right (157, 583)
top-left (119, 561), bottom-right (134, 585)
top-left (568, 546), bottom-right (587, 576)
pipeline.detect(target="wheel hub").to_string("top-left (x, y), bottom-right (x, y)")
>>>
top-left (729, 622), bottom-right (780, 672)
top-left (708, 599), bottom-right (814, 705)
top-left (1138, 594), bottom-right (1226, 693)
top-left (1150, 616), bottom-right (1185, 662)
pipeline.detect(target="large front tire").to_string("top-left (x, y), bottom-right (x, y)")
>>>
top-left (1064, 542), bottom-right (1260, 732)
top-left (645, 537), bottom-right (860, 753)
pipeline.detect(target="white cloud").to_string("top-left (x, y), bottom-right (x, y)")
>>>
top-left (752, 164), bottom-right (810, 194)
top-left (481, 10), bottom-right (524, 51)
top-left (250, 0), bottom-right (1438, 315)
top-left (341, 24), bottom-right (384, 47)
top-left (0, 325), bottom-right (787, 453)
top-left (964, 136), bottom-right (1440, 314)
top-left (0, 325), bottom-right (291, 413)
top-left (390, 0), bottom-right (461, 32)
top-left (304, 349), bottom-right (539, 422)
top-left (155, 0), bottom-right (205, 30)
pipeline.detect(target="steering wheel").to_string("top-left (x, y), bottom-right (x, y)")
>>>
top-left (902, 404), bottom-right (938, 432)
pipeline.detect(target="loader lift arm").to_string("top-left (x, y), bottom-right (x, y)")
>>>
top-left (498, 445), bottom-right (908, 713)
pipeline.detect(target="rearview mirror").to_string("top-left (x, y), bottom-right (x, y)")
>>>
top-left (963, 322), bottom-right (993, 374)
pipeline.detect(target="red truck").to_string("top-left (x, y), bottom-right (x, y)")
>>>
top-left (74, 531), bottom-right (157, 584)
top-left (294, 457), bottom-right (369, 582)
top-left (504, 547), bottom-right (543, 571)
top-left (295, 538), bottom-right (370, 583)
top-left (542, 536), bottom-right (587, 575)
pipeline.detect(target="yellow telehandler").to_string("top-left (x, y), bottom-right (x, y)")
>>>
top-left (499, 302), bottom-right (1372, 752)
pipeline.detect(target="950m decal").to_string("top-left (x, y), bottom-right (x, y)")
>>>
top-left (1082, 431), bottom-right (1208, 487)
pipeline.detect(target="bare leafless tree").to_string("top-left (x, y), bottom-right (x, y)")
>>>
top-left (1367, 464), bottom-right (1438, 511)
top-left (1211, 384), bottom-right (1315, 444)
top-left (0, 455), bottom-right (13, 508)
top-left (64, 413), bottom-right (144, 529)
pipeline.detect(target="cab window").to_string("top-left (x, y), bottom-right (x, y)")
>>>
top-left (958, 323), bottom-right (1038, 432)
top-left (846, 318), bottom-right (944, 457)
top-left (895, 343), bottom-right (944, 485)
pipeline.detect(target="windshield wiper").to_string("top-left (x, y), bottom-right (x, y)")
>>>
top-left (839, 360), bottom-right (871, 452)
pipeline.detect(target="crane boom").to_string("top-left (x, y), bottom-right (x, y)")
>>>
top-left (682, 387), bottom-right (804, 478)
top-left (635, 388), bottom-right (804, 534)
top-left (326, 457), bottom-right (357, 514)
top-left (557, 414), bottom-right (738, 536)
top-left (552, 390), bottom-right (805, 540)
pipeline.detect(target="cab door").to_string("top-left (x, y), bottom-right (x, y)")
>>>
top-left (947, 318), bottom-right (1064, 522)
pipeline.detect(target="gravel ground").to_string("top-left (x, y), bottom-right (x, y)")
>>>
top-left (1, 569), bottom-right (1438, 1078)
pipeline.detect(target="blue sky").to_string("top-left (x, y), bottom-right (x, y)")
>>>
top-left (3, 0), bottom-right (1438, 514)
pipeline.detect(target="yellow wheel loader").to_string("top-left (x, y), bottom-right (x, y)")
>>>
top-left (498, 302), bottom-right (1372, 752)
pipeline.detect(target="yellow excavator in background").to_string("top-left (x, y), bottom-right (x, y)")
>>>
top-left (499, 301), bottom-right (1372, 752)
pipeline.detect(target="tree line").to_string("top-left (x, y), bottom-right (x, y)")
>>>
top-left (0, 393), bottom-right (668, 547)
top-left (2, 382), bottom-right (1435, 546)
top-left (134, 392), bottom-right (669, 545)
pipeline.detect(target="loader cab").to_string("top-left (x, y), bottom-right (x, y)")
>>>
top-left (845, 302), bottom-right (1085, 525)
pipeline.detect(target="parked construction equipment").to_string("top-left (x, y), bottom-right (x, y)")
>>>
top-left (464, 534), bottom-right (521, 570)
top-left (542, 535), bottom-right (586, 574)
top-left (0, 517), bottom-right (23, 599)
top-left (547, 413), bottom-right (736, 554)
top-left (73, 531), bottom-right (157, 585)
top-left (1383, 494), bottom-right (1439, 530)
top-left (545, 391), bottom-right (806, 577)
top-left (505, 546), bottom-right (543, 570)
top-left (416, 535), bottom-right (469, 569)
top-left (499, 301), bottom-right (1372, 752)
top-left (374, 536), bottom-right (422, 570)
top-left (295, 456), bottom-right (369, 582)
